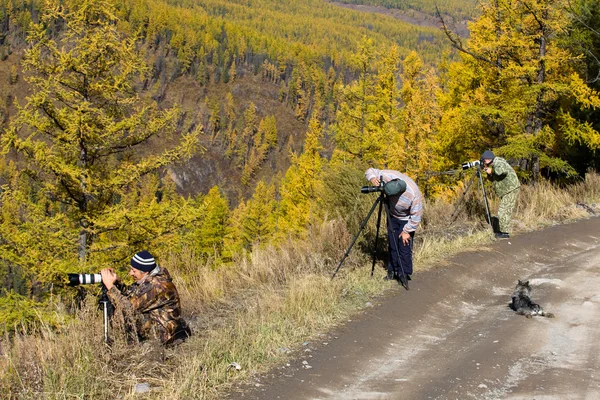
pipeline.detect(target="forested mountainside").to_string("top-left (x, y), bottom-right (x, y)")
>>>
top-left (0, 0), bottom-right (598, 321)
top-left (0, 0), bottom-right (452, 199)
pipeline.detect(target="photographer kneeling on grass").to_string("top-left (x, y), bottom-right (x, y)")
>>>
top-left (481, 150), bottom-right (521, 239)
top-left (100, 250), bottom-right (191, 346)
top-left (365, 168), bottom-right (423, 287)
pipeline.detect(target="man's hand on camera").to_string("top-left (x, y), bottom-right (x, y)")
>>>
top-left (370, 177), bottom-right (380, 186)
top-left (485, 167), bottom-right (492, 175)
top-left (400, 231), bottom-right (411, 246)
top-left (100, 268), bottom-right (118, 290)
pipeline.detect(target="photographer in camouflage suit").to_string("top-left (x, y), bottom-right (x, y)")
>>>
top-left (481, 150), bottom-right (520, 239)
top-left (100, 250), bottom-right (191, 346)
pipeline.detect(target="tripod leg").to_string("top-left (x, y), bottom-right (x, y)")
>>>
top-left (477, 170), bottom-right (494, 231)
top-left (331, 194), bottom-right (383, 279)
top-left (101, 300), bottom-right (110, 344)
top-left (383, 201), bottom-right (409, 290)
top-left (450, 172), bottom-right (478, 223)
top-left (100, 284), bottom-right (113, 345)
top-left (370, 197), bottom-right (384, 277)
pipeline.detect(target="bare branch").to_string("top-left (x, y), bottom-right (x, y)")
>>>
top-left (566, 0), bottom-right (600, 37)
top-left (583, 48), bottom-right (600, 83)
top-left (436, 5), bottom-right (501, 68)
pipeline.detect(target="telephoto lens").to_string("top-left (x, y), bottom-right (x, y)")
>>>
top-left (68, 273), bottom-right (103, 286)
top-left (360, 185), bottom-right (383, 194)
top-left (461, 160), bottom-right (481, 170)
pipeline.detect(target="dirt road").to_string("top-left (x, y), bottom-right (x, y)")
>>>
top-left (235, 217), bottom-right (600, 399)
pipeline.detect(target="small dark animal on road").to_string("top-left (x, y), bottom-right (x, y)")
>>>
top-left (509, 280), bottom-right (555, 318)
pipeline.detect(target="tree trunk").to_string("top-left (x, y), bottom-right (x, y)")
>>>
top-left (78, 125), bottom-right (88, 261)
top-left (529, 6), bottom-right (548, 183)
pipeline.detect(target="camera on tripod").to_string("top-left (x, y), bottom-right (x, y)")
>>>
top-left (461, 159), bottom-right (483, 170)
top-left (66, 272), bottom-right (114, 343)
top-left (68, 273), bottom-right (103, 286)
top-left (332, 174), bottom-right (410, 289)
top-left (361, 178), bottom-right (406, 197)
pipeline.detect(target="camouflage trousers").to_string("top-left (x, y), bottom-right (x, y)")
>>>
top-left (498, 188), bottom-right (519, 233)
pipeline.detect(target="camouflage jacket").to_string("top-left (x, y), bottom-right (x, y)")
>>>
top-left (486, 157), bottom-right (520, 197)
top-left (108, 267), bottom-right (189, 345)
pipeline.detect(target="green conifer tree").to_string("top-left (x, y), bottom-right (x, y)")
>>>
top-left (196, 186), bottom-right (229, 260)
top-left (223, 198), bottom-right (247, 260)
top-left (241, 180), bottom-right (277, 249)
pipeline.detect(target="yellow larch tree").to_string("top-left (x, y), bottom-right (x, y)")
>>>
top-left (0, 0), bottom-right (200, 287)
top-left (438, 0), bottom-right (600, 177)
top-left (277, 115), bottom-right (326, 238)
top-left (397, 51), bottom-right (441, 179)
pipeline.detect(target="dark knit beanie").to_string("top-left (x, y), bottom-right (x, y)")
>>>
top-left (130, 250), bottom-right (157, 272)
top-left (481, 150), bottom-right (495, 160)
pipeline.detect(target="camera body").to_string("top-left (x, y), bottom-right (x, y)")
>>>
top-left (68, 273), bottom-right (102, 286)
top-left (462, 159), bottom-right (483, 170)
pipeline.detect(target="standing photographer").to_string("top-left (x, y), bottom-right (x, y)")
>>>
top-left (100, 250), bottom-right (191, 346)
top-left (481, 150), bottom-right (520, 239)
top-left (365, 168), bottom-right (423, 287)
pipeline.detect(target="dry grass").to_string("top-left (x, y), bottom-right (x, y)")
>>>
top-left (513, 176), bottom-right (599, 230)
top-left (1, 174), bottom-right (599, 399)
top-left (414, 174), bottom-right (600, 270)
top-left (1, 221), bottom-right (385, 399)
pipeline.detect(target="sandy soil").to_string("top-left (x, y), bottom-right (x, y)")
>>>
top-left (233, 216), bottom-right (600, 399)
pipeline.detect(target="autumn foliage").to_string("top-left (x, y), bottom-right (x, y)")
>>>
top-left (0, 0), bottom-right (598, 334)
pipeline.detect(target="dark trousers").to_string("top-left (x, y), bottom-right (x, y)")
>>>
top-left (387, 218), bottom-right (414, 276)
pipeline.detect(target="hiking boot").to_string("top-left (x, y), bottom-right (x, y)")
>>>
top-left (384, 270), bottom-right (395, 281)
top-left (495, 232), bottom-right (510, 239)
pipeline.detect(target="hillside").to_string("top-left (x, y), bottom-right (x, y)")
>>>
top-left (0, 0), bottom-right (455, 199)
top-left (330, 0), bottom-right (471, 37)
top-left (1, 0), bottom-right (600, 398)
top-left (332, 0), bottom-right (478, 20)
top-left (0, 0), bottom-right (597, 279)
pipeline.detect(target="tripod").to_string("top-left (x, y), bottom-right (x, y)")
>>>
top-left (98, 284), bottom-right (114, 345)
top-left (331, 189), bottom-right (410, 290)
top-left (450, 167), bottom-right (493, 231)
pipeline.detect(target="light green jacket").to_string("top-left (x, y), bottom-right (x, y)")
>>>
top-left (487, 157), bottom-right (520, 197)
